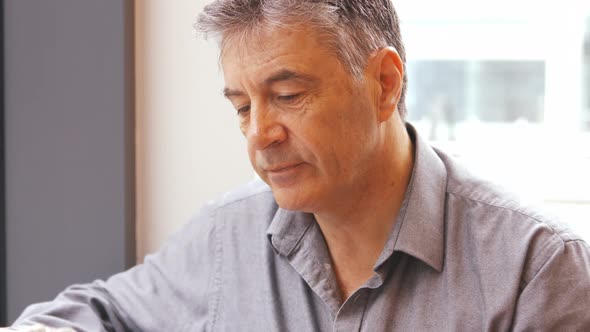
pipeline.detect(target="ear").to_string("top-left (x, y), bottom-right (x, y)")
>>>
top-left (368, 47), bottom-right (404, 122)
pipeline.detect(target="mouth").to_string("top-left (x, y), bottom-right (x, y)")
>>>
top-left (266, 162), bottom-right (304, 174)
top-left (264, 162), bottom-right (305, 187)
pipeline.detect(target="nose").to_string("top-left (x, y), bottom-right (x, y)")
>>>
top-left (245, 104), bottom-right (287, 150)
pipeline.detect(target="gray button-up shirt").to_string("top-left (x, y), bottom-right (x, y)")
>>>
top-left (13, 125), bottom-right (590, 331)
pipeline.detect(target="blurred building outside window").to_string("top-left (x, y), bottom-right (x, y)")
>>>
top-left (396, 1), bottom-right (590, 240)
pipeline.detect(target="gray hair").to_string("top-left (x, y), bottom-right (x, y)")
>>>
top-left (196, 0), bottom-right (408, 119)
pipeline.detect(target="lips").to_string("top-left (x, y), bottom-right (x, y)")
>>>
top-left (265, 162), bottom-right (303, 173)
top-left (263, 162), bottom-right (305, 187)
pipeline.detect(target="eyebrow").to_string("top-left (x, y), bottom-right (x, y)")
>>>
top-left (223, 88), bottom-right (244, 99)
top-left (223, 69), bottom-right (318, 99)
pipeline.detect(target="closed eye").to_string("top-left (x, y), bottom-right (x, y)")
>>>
top-left (277, 93), bottom-right (302, 103)
top-left (236, 105), bottom-right (250, 115)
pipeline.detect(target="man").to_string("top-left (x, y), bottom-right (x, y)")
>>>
top-left (6, 0), bottom-right (590, 331)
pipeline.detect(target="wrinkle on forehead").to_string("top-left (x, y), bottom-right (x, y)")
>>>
top-left (219, 22), bottom-right (333, 70)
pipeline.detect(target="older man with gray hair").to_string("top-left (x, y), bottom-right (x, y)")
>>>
top-left (6, 0), bottom-right (590, 331)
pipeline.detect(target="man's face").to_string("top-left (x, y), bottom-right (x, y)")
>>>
top-left (221, 26), bottom-right (382, 213)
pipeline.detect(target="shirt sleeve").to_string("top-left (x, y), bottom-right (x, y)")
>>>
top-left (511, 239), bottom-right (590, 330)
top-left (10, 205), bottom-right (221, 332)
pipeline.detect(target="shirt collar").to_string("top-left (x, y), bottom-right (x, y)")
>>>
top-left (266, 207), bottom-right (315, 257)
top-left (267, 123), bottom-right (447, 272)
top-left (379, 123), bottom-right (447, 272)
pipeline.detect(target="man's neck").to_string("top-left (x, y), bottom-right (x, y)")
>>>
top-left (313, 121), bottom-right (415, 302)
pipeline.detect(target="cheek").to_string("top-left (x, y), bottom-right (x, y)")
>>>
top-left (246, 146), bottom-right (258, 167)
top-left (323, 100), bottom-right (375, 164)
top-left (239, 120), bottom-right (248, 136)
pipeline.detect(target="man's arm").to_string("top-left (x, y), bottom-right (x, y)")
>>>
top-left (7, 206), bottom-right (219, 331)
top-left (10, 279), bottom-right (138, 331)
top-left (511, 239), bottom-right (590, 329)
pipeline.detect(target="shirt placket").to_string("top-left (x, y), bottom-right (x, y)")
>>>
top-left (332, 289), bottom-right (371, 332)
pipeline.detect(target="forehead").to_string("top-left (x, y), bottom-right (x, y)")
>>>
top-left (220, 25), bottom-right (342, 85)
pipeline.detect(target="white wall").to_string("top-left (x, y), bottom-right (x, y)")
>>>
top-left (135, 0), bottom-right (252, 259)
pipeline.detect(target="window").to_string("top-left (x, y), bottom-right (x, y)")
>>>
top-left (397, 1), bottom-right (590, 240)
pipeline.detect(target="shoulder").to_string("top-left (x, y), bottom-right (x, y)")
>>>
top-left (434, 148), bottom-right (587, 283)
top-left (159, 179), bottom-right (275, 243)
top-left (436, 147), bottom-right (581, 242)
top-left (144, 179), bottom-right (276, 266)
top-left (204, 178), bottom-right (274, 211)
top-left (205, 178), bottom-right (277, 222)
top-left (184, 179), bottom-right (277, 238)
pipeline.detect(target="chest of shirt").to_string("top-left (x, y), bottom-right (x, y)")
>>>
top-left (199, 241), bottom-right (519, 332)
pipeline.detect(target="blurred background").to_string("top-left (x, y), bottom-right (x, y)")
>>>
top-left (397, 0), bottom-right (590, 241)
top-left (1, 0), bottom-right (589, 325)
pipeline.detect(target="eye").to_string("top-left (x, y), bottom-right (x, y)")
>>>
top-left (277, 93), bottom-right (302, 104)
top-left (236, 105), bottom-right (250, 115)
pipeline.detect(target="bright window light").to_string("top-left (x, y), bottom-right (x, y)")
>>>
top-left (395, 1), bottom-right (590, 240)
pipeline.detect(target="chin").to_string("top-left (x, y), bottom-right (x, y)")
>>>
top-left (271, 187), bottom-right (313, 212)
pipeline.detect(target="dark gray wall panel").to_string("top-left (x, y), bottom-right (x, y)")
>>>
top-left (4, 0), bottom-right (134, 323)
top-left (1, 0), bottom-right (6, 325)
